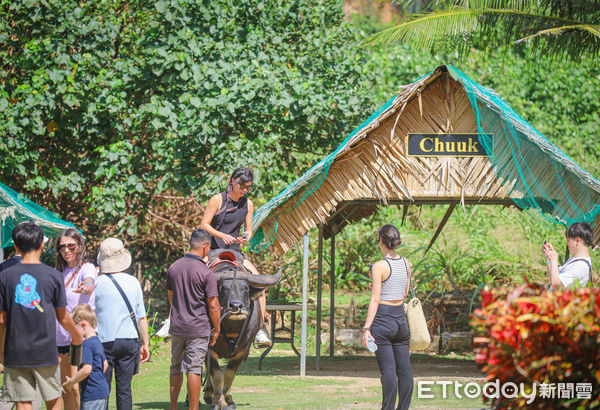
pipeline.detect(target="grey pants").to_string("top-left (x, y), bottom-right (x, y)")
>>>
top-left (371, 304), bottom-right (413, 410)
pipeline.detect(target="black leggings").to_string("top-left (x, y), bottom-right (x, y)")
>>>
top-left (371, 304), bottom-right (413, 410)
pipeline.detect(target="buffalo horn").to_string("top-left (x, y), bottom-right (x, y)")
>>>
top-left (215, 266), bottom-right (282, 288)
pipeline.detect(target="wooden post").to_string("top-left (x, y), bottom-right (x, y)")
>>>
top-left (316, 226), bottom-right (323, 370)
top-left (300, 232), bottom-right (309, 378)
top-left (425, 203), bottom-right (456, 254)
top-left (329, 232), bottom-right (335, 357)
top-left (401, 204), bottom-right (409, 227)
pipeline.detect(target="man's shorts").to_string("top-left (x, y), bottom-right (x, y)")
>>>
top-left (170, 335), bottom-right (209, 375)
top-left (3, 366), bottom-right (61, 402)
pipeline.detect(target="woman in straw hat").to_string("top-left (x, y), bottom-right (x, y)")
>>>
top-left (55, 229), bottom-right (97, 410)
top-left (362, 224), bottom-right (413, 410)
top-left (94, 238), bottom-right (150, 410)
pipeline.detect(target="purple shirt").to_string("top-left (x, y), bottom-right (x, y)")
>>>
top-left (166, 254), bottom-right (218, 337)
top-left (56, 262), bottom-right (98, 346)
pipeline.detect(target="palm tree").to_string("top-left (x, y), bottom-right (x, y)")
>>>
top-left (366, 0), bottom-right (600, 60)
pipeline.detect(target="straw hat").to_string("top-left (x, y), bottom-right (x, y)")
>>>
top-left (97, 238), bottom-right (131, 273)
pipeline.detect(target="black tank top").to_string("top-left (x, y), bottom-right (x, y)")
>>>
top-left (210, 191), bottom-right (248, 251)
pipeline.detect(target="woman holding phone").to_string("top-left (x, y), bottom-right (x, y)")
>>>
top-left (200, 167), bottom-right (271, 347)
top-left (542, 222), bottom-right (593, 289)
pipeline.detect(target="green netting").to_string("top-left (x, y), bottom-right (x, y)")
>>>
top-left (447, 65), bottom-right (600, 226)
top-left (0, 182), bottom-right (76, 248)
top-left (250, 65), bottom-right (600, 253)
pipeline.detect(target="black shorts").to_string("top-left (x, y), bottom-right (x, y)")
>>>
top-left (57, 345), bottom-right (70, 355)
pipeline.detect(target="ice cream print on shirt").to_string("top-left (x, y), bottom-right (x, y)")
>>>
top-left (15, 274), bottom-right (44, 312)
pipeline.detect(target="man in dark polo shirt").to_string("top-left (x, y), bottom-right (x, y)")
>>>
top-left (166, 229), bottom-right (220, 410)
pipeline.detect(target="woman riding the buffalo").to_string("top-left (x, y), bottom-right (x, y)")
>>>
top-left (200, 167), bottom-right (271, 347)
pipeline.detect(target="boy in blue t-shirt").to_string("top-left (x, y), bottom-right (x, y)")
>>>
top-left (62, 304), bottom-right (109, 410)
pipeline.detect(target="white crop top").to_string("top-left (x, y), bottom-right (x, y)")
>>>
top-left (380, 257), bottom-right (409, 301)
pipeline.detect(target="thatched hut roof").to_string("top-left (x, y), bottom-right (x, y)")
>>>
top-left (249, 65), bottom-right (600, 255)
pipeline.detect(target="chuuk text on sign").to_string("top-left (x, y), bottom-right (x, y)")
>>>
top-left (407, 133), bottom-right (490, 157)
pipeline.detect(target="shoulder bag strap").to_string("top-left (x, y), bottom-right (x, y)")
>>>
top-left (64, 267), bottom-right (81, 288)
top-left (402, 257), bottom-right (416, 300)
top-left (105, 273), bottom-right (141, 340)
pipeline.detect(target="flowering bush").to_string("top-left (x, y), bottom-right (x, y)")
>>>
top-left (471, 281), bottom-right (600, 408)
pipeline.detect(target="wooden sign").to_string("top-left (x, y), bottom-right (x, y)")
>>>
top-left (406, 133), bottom-right (490, 157)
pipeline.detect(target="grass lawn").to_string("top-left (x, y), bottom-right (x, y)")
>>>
top-left (120, 342), bottom-right (486, 409)
top-left (3, 290), bottom-right (486, 409)
top-left (1, 343), bottom-right (485, 409)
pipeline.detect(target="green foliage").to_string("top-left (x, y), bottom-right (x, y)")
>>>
top-left (280, 203), bottom-right (600, 296)
top-left (2, 3), bottom-right (599, 297)
top-left (468, 55), bottom-right (600, 178)
top-left (144, 310), bottom-right (163, 358)
top-left (0, 0), bottom-right (375, 235)
top-left (137, 0), bottom-right (374, 197)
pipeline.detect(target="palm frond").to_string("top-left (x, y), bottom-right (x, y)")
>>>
top-left (364, 9), bottom-right (478, 48)
top-left (514, 24), bottom-right (600, 59)
top-left (368, 1), bottom-right (600, 59)
top-left (364, 6), bottom-right (579, 47)
top-left (540, 0), bottom-right (600, 21)
top-left (516, 24), bottom-right (600, 43)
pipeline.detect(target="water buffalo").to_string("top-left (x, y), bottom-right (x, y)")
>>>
top-left (204, 258), bottom-right (282, 410)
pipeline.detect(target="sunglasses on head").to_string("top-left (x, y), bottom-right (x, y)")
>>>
top-left (58, 243), bottom-right (78, 251)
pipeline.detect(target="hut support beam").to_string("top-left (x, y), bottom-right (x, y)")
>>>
top-left (425, 203), bottom-right (456, 254)
top-left (300, 232), bottom-right (309, 378)
top-left (401, 204), bottom-right (409, 226)
top-left (328, 202), bottom-right (352, 223)
top-left (316, 226), bottom-right (323, 370)
top-left (329, 232), bottom-right (335, 357)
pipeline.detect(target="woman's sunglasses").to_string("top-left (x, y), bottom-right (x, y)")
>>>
top-left (58, 243), bottom-right (78, 251)
top-left (236, 182), bottom-right (253, 192)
